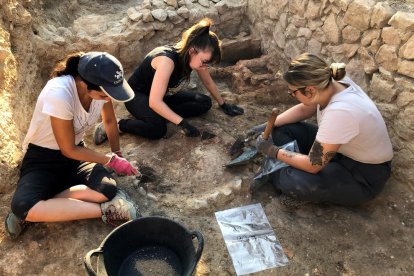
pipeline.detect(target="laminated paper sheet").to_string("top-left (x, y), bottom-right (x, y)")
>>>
top-left (215, 203), bottom-right (288, 275)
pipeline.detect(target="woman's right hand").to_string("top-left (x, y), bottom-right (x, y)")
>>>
top-left (178, 119), bottom-right (200, 137)
top-left (105, 154), bottom-right (138, 176)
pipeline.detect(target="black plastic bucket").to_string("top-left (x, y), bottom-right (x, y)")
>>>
top-left (84, 217), bottom-right (204, 276)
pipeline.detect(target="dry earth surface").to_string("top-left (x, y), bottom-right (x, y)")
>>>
top-left (0, 0), bottom-right (414, 275)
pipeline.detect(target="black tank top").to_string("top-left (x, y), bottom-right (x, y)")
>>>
top-left (127, 45), bottom-right (187, 96)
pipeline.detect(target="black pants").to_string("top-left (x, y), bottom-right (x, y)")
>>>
top-left (270, 122), bottom-right (392, 206)
top-left (120, 91), bottom-right (212, 139)
top-left (11, 143), bottom-right (117, 219)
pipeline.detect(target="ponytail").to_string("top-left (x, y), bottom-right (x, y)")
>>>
top-left (50, 52), bottom-right (84, 79)
top-left (176, 18), bottom-right (221, 79)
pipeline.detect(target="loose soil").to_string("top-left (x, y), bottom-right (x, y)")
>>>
top-left (0, 0), bottom-right (413, 275)
top-left (0, 75), bottom-right (413, 276)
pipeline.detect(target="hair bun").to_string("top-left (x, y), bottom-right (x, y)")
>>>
top-left (330, 63), bottom-right (346, 80)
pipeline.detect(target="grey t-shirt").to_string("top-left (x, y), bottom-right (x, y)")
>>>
top-left (316, 77), bottom-right (393, 164)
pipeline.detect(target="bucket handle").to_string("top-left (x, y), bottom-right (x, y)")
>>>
top-left (84, 247), bottom-right (103, 276)
top-left (189, 230), bottom-right (204, 274)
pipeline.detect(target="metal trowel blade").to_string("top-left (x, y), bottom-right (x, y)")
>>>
top-left (225, 147), bottom-right (258, 167)
top-left (201, 131), bottom-right (216, 140)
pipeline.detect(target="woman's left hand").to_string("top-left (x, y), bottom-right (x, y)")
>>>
top-left (220, 102), bottom-right (244, 116)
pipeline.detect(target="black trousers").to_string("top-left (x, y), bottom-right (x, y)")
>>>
top-left (11, 143), bottom-right (117, 219)
top-left (270, 122), bottom-right (391, 205)
top-left (120, 91), bottom-right (212, 139)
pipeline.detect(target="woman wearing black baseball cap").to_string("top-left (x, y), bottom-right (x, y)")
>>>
top-left (5, 51), bottom-right (140, 239)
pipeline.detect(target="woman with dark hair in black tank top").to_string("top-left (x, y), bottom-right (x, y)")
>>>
top-left (93, 18), bottom-right (244, 142)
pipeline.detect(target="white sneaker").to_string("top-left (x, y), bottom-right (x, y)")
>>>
top-left (100, 190), bottom-right (139, 226)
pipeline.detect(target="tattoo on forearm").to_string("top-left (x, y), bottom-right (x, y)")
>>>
top-left (310, 141), bottom-right (336, 166)
top-left (324, 151), bottom-right (336, 165)
top-left (309, 141), bottom-right (324, 166)
top-left (282, 150), bottom-right (299, 158)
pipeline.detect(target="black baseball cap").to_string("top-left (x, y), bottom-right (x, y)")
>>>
top-left (78, 52), bottom-right (134, 102)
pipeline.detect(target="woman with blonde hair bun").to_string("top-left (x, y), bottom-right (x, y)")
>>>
top-left (254, 53), bottom-right (393, 205)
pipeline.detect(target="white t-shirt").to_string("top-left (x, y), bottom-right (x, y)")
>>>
top-left (316, 76), bottom-right (393, 164)
top-left (22, 75), bottom-right (105, 152)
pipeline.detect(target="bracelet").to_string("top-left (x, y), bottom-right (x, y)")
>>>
top-left (105, 153), bottom-right (115, 166)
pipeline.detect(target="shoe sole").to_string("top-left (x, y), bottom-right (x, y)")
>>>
top-left (4, 213), bottom-right (22, 240)
top-left (93, 123), bottom-right (107, 145)
top-left (115, 189), bottom-right (140, 219)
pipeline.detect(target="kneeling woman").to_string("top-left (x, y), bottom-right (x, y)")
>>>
top-left (6, 52), bottom-right (139, 239)
top-left (256, 53), bottom-right (393, 206)
top-left (94, 18), bottom-right (243, 142)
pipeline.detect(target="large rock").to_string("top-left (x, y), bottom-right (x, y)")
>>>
top-left (215, 0), bottom-right (247, 15)
top-left (394, 77), bottom-right (414, 93)
top-left (273, 22), bottom-right (286, 49)
top-left (151, 9), bottom-right (168, 22)
top-left (167, 10), bottom-right (184, 24)
top-left (332, 0), bottom-right (351, 12)
top-left (313, 28), bottom-right (327, 43)
top-left (342, 25), bottom-right (360, 43)
top-left (370, 2), bottom-right (394, 28)
top-left (326, 43), bottom-right (359, 60)
top-left (343, 0), bottom-right (374, 31)
top-left (285, 24), bottom-right (298, 39)
top-left (398, 59), bottom-right (414, 78)
top-left (177, 6), bottom-right (190, 18)
top-left (358, 47), bottom-right (377, 75)
top-left (369, 73), bottom-right (397, 103)
top-left (400, 35), bottom-right (414, 60)
top-left (164, 0), bottom-right (178, 8)
top-left (395, 105), bottom-right (414, 141)
top-left (127, 7), bottom-right (143, 22)
top-left (388, 11), bottom-right (414, 32)
top-left (306, 0), bottom-right (321, 19)
top-left (307, 38), bottom-right (322, 55)
top-left (381, 27), bottom-right (401, 46)
top-left (375, 45), bottom-right (398, 72)
top-left (397, 91), bottom-right (414, 108)
top-left (322, 13), bottom-right (340, 44)
top-left (297, 27), bottom-right (312, 39)
top-left (288, 0), bottom-right (308, 17)
top-left (346, 58), bottom-right (368, 90)
top-left (361, 29), bottom-right (381, 47)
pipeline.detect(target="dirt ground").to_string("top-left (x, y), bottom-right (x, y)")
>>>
top-left (0, 72), bottom-right (413, 275)
top-left (1, 0), bottom-right (414, 275)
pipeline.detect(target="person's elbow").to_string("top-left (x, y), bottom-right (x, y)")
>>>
top-left (305, 165), bottom-right (323, 174)
top-left (149, 98), bottom-right (161, 110)
top-left (60, 145), bottom-right (77, 159)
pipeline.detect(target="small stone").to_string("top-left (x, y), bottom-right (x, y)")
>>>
top-left (138, 187), bottom-right (147, 196)
top-left (147, 192), bottom-right (158, 201)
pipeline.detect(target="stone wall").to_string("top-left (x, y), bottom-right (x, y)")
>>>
top-left (0, 0), bottom-right (24, 194)
top-left (247, 0), bottom-right (414, 188)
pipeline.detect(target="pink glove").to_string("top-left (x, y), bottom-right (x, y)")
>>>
top-left (105, 154), bottom-right (138, 176)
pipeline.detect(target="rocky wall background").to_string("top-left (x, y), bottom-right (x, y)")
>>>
top-left (247, 0), bottom-right (414, 188)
